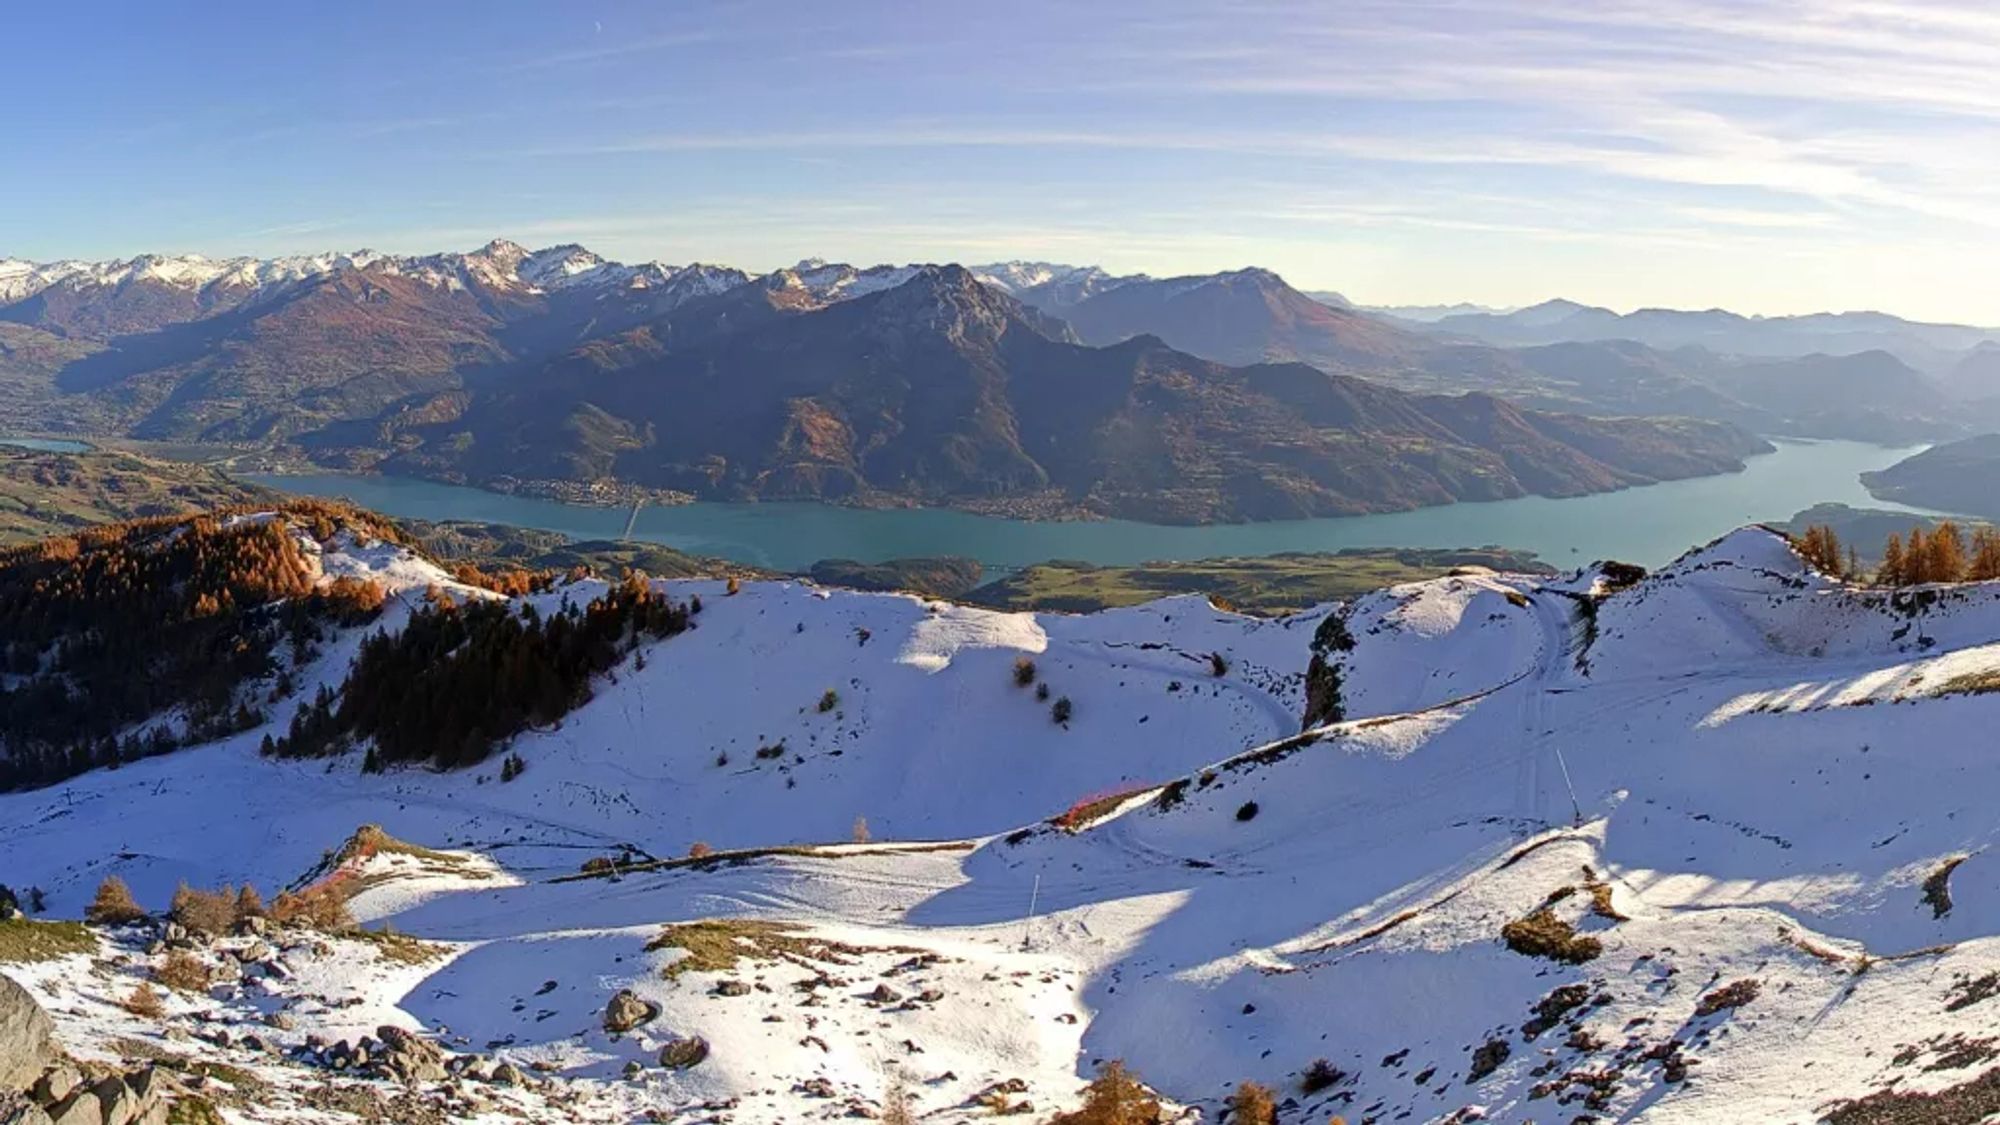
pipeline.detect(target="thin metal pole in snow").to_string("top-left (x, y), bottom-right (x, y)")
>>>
top-left (1552, 743), bottom-right (1583, 827)
top-left (1022, 873), bottom-right (1042, 950)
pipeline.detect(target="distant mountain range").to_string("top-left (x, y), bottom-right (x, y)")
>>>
top-left (7, 241), bottom-right (1993, 517)
top-left (0, 243), bottom-right (1779, 523)
top-left (1417, 297), bottom-right (1999, 377)
top-left (975, 262), bottom-right (1992, 442)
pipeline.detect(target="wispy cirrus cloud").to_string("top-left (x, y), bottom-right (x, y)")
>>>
top-left (11, 0), bottom-right (2000, 319)
top-left (500, 30), bottom-right (718, 73)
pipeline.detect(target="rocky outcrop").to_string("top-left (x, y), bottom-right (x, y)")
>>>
top-left (371, 1026), bottom-right (447, 1085)
top-left (659, 1036), bottom-right (710, 1070)
top-left (0, 974), bottom-right (56, 1093)
top-left (602, 989), bottom-right (660, 1035)
top-left (4, 972), bottom-right (171, 1124)
top-left (15, 1067), bottom-right (167, 1125)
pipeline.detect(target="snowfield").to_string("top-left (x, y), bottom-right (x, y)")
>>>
top-left (8, 525), bottom-right (2000, 1123)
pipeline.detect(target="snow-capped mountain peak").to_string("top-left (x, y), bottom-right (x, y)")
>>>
top-left (762, 260), bottom-right (927, 306)
top-left (968, 260), bottom-right (1140, 310)
top-left (0, 243), bottom-right (958, 314)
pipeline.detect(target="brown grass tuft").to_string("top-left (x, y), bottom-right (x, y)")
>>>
top-left (1226, 1080), bottom-right (1276, 1125)
top-left (122, 981), bottom-right (165, 1018)
top-left (1501, 907), bottom-right (1602, 964)
top-left (1693, 978), bottom-right (1761, 1017)
top-left (155, 949), bottom-right (214, 993)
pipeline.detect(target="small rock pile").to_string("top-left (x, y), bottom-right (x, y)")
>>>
top-left (296, 1025), bottom-right (448, 1084)
top-left (3, 972), bottom-right (172, 1125)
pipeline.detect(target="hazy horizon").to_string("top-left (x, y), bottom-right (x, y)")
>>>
top-left (7, 236), bottom-right (1991, 325)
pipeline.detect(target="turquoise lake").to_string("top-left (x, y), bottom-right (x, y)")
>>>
top-left (244, 439), bottom-right (1943, 572)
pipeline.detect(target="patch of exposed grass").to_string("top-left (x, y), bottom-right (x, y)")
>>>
top-left (1937, 669), bottom-right (2000, 698)
top-left (112, 1035), bottom-right (186, 1062)
top-left (648, 920), bottom-right (904, 980)
top-left (343, 926), bottom-right (449, 965)
top-left (166, 1095), bottom-right (228, 1125)
top-left (334, 824), bottom-right (467, 869)
top-left (0, 917), bottom-right (95, 962)
top-left (1823, 1065), bottom-right (2000, 1125)
top-left (1587, 882), bottom-right (1625, 921)
top-left (292, 824), bottom-right (472, 897)
top-left (1693, 978), bottom-right (1761, 1017)
top-left (966, 549), bottom-right (1551, 616)
top-left (1501, 908), bottom-right (1602, 965)
top-left (1578, 865), bottom-right (1629, 922)
top-left (158, 1059), bottom-right (271, 1111)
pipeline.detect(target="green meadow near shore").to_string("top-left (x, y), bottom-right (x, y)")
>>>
top-left (965, 548), bottom-right (1552, 615)
top-left (0, 445), bottom-right (270, 545)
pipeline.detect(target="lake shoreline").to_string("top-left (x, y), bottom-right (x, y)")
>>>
top-left (239, 438), bottom-right (1950, 573)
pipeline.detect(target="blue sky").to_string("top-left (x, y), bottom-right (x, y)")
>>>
top-left (5, 1), bottom-right (1998, 321)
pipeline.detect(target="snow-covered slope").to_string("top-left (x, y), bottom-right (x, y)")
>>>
top-left (10, 526), bottom-right (2000, 1123)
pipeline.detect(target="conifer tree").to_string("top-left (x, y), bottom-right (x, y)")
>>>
top-left (1881, 533), bottom-right (1907, 586)
top-left (1796, 525), bottom-right (1844, 575)
top-left (234, 884), bottom-right (265, 923)
top-left (1926, 521), bottom-right (1967, 583)
top-left (1969, 527), bottom-right (2000, 581)
top-left (85, 875), bottom-right (147, 926)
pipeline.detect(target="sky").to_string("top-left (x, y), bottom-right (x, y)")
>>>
top-left (4, 1), bottom-right (1999, 322)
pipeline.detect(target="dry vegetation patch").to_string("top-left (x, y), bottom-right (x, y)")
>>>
top-left (1936, 669), bottom-right (2000, 698)
top-left (1579, 865), bottom-right (1629, 921)
top-left (646, 920), bottom-right (915, 980)
top-left (0, 916), bottom-right (94, 962)
top-left (1692, 978), bottom-right (1761, 1017)
top-left (155, 949), bottom-right (214, 993)
top-left (1225, 1081), bottom-right (1276, 1125)
top-left (1823, 1065), bottom-right (2000, 1125)
top-left (345, 926), bottom-right (449, 965)
top-left (332, 824), bottom-right (469, 869)
top-left (1501, 907), bottom-right (1602, 965)
top-left (122, 981), bottom-right (165, 1018)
